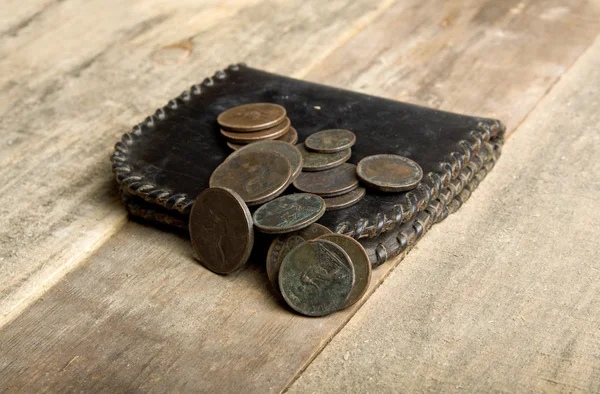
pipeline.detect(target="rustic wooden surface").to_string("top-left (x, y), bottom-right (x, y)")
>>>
top-left (1, 0), bottom-right (599, 392)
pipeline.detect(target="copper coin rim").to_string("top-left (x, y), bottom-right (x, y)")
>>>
top-left (209, 150), bottom-right (292, 206)
top-left (266, 223), bottom-right (332, 291)
top-left (189, 187), bottom-right (254, 274)
top-left (252, 193), bottom-right (326, 234)
top-left (305, 129), bottom-right (357, 153)
top-left (278, 239), bottom-right (355, 317)
top-left (227, 127), bottom-right (298, 151)
top-left (217, 103), bottom-right (287, 132)
top-left (297, 143), bottom-right (352, 172)
top-left (220, 117), bottom-right (291, 143)
top-left (317, 233), bottom-right (372, 308)
top-left (292, 163), bottom-right (359, 197)
top-left (323, 187), bottom-right (366, 211)
top-left (356, 154), bottom-right (423, 192)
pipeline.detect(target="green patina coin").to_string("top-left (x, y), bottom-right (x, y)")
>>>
top-left (305, 129), bottom-right (356, 153)
top-left (252, 193), bottom-right (326, 234)
top-left (266, 223), bottom-right (332, 292)
top-left (296, 143), bottom-right (351, 172)
top-left (317, 233), bottom-right (372, 308)
top-left (279, 239), bottom-right (355, 317)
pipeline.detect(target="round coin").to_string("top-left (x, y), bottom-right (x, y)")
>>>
top-left (220, 117), bottom-right (291, 143)
top-left (218, 103), bottom-right (287, 132)
top-left (189, 187), bottom-right (254, 274)
top-left (356, 154), bottom-right (423, 192)
top-left (279, 239), bottom-right (355, 317)
top-left (253, 193), bottom-right (326, 234)
top-left (296, 143), bottom-right (351, 172)
top-left (277, 126), bottom-right (299, 145)
top-left (226, 140), bottom-right (246, 151)
top-left (305, 129), bottom-right (356, 153)
top-left (266, 223), bottom-right (332, 292)
top-left (317, 234), bottom-right (372, 308)
top-left (323, 187), bottom-right (366, 211)
top-left (292, 163), bottom-right (359, 197)
top-left (233, 140), bottom-right (303, 183)
top-left (209, 150), bottom-right (292, 206)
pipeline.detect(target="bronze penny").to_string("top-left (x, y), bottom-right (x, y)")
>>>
top-left (293, 163), bottom-right (359, 197)
top-left (209, 150), bottom-right (292, 206)
top-left (305, 129), bottom-right (356, 153)
top-left (217, 103), bottom-right (287, 132)
top-left (277, 126), bottom-right (299, 145)
top-left (252, 193), bottom-right (326, 234)
top-left (323, 187), bottom-right (366, 211)
top-left (317, 234), bottom-right (372, 308)
top-left (221, 117), bottom-right (291, 143)
top-left (266, 223), bottom-right (332, 292)
top-left (233, 140), bottom-right (303, 183)
top-left (226, 127), bottom-right (298, 151)
top-left (279, 239), bottom-right (355, 317)
top-left (189, 187), bottom-right (254, 274)
top-left (296, 143), bottom-right (351, 172)
top-left (356, 154), bottom-right (423, 192)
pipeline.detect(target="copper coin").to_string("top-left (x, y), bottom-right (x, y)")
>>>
top-left (252, 193), bottom-right (326, 234)
top-left (323, 187), bottom-right (366, 211)
top-left (293, 163), bottom-right (359, 197)
top-left (296, 143), bottom-right (351, 172)
top-left (266, 223), bottom-right (332, 292)
top-left (209, 150), bottom-right (292, 206)
top-left (317, 234), bottom-right (371, 308)
top-left (226, 127), bottom-right (298, 151)
top-left (356, 154), bottom-right (423, 192)
top-left (189, 187), bottom-right (254, 274)
top-left (220, 117), bottom-right (291, 143)
top-left (305, 129), bottom-right (356, 153)
top-left (232, 140), bottom-right (303, 183)
top-left (277, 126), bottom-right (299, 145)
top-left (217, 103), bottom-right (287, 132)
top-left (279, 239), bottom-right (355, 317)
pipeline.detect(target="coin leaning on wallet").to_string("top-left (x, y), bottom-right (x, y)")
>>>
top-left (189, 102), bottom-right (424, 316)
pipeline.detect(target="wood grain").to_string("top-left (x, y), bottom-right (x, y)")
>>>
top-left (302, 0), bottom-right (600, 135)
top-left (0, 0), bottom-right (396, 323)
top-left (0, 0), bottom-right (599, 392)
top-left (289, 34), bottom-right (600, 394)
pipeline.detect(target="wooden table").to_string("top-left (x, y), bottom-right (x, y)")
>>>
top-left (1, 0), bottom-right (599, 392)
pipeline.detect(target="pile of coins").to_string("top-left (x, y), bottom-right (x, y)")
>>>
top-left (190, 102), bottom-right (424, 317)
top-left (218, 103), bottom-right (298, 151)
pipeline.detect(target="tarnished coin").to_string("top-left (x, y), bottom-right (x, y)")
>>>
top-left (323, 187), bottom-right (366, 211)
top-left (279, 239), bottom-right (355, 317)
top-left (317, 234), bottom-right (371, 308)
top-left (266, 223), bottom-right (332, 292)
top-left (233, 140), bottom-right (303, 182)
top-left (277, 126), bottom-right (299, 145)
top-left (218, 103), bottom-right (287, 132)
top-left (296, 143), bottom-right (351, 172)
top-left (356, 154), bottom-right (423, 192)
top-left (305, 129), bottom-right (356, 153)
top-left (253, 193), bottom-right (326, 234)
top-left (189, 187), bottom-right (254, 274)
top-left (221, 117), bottom-right (291, 143)
top-left (226, 141), bottom-right (246, 151)
top-left (209, 150), bottom-right (292, 206)
top-left (293, 163), bottom-right (359, 197)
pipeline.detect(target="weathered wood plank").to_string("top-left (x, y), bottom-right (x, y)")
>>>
top-left (289, 34), bottom-right (600, 394)
top-left (301, 0), bottom-right (600, 135)
top-left (1, 0), bottom-right (599, 392)
top-left (0, 0), bottom-right (396, 324)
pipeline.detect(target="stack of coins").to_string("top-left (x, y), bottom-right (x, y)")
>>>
top-left (293, 129), bottom-right (366, 211)
top-left (190, 103), bottom-right (377, 317)
top-left (217, 103), bottom-right (299, 150)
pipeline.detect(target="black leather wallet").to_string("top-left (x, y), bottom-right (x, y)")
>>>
top-left (111, 64), bottom-right (505, 267)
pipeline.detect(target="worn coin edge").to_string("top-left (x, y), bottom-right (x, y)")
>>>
top-left (305, 129), bottom-right (357, 153)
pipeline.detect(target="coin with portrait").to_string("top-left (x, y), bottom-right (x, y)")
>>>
top-left (356, 154), bottom-right (423, 192)
top-left (217, 102), bottom-right (287, 132)
top-left (305, 129), bottom-right (356, 153)
top-left (253, 193), bottom-right (325, 234)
